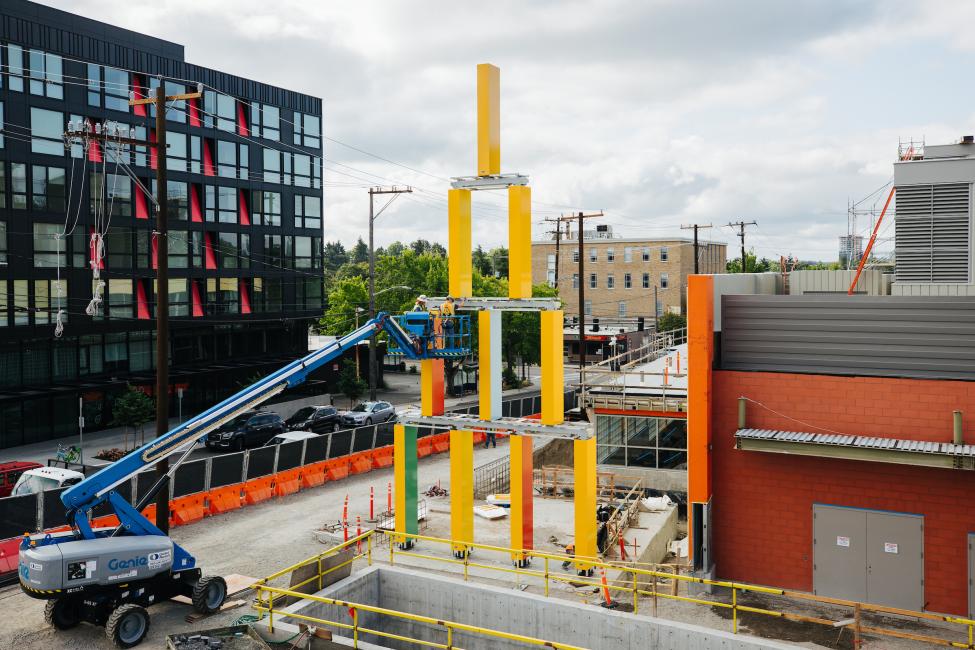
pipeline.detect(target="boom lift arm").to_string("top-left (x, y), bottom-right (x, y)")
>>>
top-left (50, 312), bottom-right (421, 569)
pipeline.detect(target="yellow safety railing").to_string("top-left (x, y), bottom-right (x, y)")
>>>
top-left (251, 530), bottom-right (373, 596)
top-left (253, 529), bottom-right (975, 649)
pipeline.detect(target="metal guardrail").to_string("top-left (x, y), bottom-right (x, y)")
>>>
top-left (254, 530), bottom-right (975, 649)
top-left (472, 455), bottom-right (509, 499)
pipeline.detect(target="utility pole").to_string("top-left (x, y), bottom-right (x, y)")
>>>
top-left (681, 223), bottom-right (713, 274)
top-left (368, 186), bottom-right (412, 401)
top-left (727, 220), bottom-right (757, 273)
top-left (67, 84), bottom-right (201, 535)
top-left (543, 217), bottom-right (568, 289)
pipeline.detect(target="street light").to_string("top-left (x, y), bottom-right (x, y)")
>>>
top-left (367, 284), bottom-right (413, 400)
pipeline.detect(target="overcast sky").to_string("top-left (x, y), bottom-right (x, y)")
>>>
top-left (43, 0), bottom-right (975, 261)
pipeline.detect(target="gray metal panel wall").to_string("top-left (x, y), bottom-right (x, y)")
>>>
top-left (720, 295), bottom-right (975, 380)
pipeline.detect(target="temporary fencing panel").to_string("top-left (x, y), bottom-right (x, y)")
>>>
top-left (209, 452), bottom-right (245, 488)
top-left (328, 430), bottom-right (353, 459)
top-left (277, 440), bottom-right (304, 471)
top-left (94, 479), bottom-right (132, 519)
top-left (246, 446), bottom-right (276, 479)
top-left (173, 459), bottom-right (207, 497)
top-left (376, 425), bottom-right (395, 448)
top-left (304, 435), bottom-right (327, 463)
top-left (352, 426), bottom-right (376, 453)
top-left (42, 488), bottom-right (69, 530)
top-left (0, 493), bottom-right (37, 538)
top-left (136, 470), bottom-right (157, 504)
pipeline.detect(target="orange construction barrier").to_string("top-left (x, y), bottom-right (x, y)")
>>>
top-left (141, 504), bottom-right (157, 525)
top-left (170, 494), bottom-right (207, 526)
top-left (274, 468), bottom-right (301, 497)
top-left (349, 452), bottom-right (373, 475)
top-left (431, 433), bottom-right (450, 454)
top-left (416, 436), bottom-right (433, 458)
top-left (301, 461), bottom-right (327, 488)
top-left (91, 514), bottom-right (121, 529)
top-left (371, 446), bottom-right (394, 469)
top-left (243, 476), bottom-right (274, 505)
top-left (0, 538), bottom-right (20, 574)
top-left (472, 431), bottom-right (486, 445)
top-left (325, 458), bottom-right (350, 481)
top-left (207, 484), bottom-right (243, 515)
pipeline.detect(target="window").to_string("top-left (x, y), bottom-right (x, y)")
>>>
top-left (250, 103), bottom-right (280, 141)
top-left (28, 50), bottom-right (63, 99)
top-left (207, 186), bottom-right (238, 223)
top-left (294, 112), bottom-right (321, 148)
top-left (624, 273), bottom-right (632, 289)
top-left (656, 299), bottom-right (663, 316)
top-left (32, 165), bottom-right (66, 212)
top-left (218, 277), bottom-right (238, 314)
top-left (11, 163), bottom-right (27, 209)
top-left (105, 230), bottom-right (132, 268)
top-left (129, 332), bottom-right (152, 371)
top-left (618, 301), bottom-right (627, 318)
top-left (30, 108), bottom-right (63, 156)
top-left (169, 230), bottom-right (188, 268)
top-left (294, 236), bottom-right (313, 268)
top-left (0, 222), bottom-right (6, 265)
top-left (217, 140), bottom-right (248, 179)
top-left (264, 235), bottom-right (283, 268)
top-left (589, 273), bottom-right (597, 289)
top-left (34, 279), bottom-right (67, 325)
top-left (6, 44), bottom-right (24, 92)
top-left (108, 279), bottom-right (133, 317)
top-left (589, 248), bottom-right (597, 262)
top-left (595, 415), bottom-right (687, 469)
top-left (218, 232), bottom-right (239, 269)
top-left (584, 300), bottom-right (592, 316)
top-left (252, 191), bottom-right (281, 226)
top-left (90, 172), bottom-right (132, 217)
top-left (572, 250), bottom-right (579, 263)
top-left (606, 248), bottom-right (615, 262)
top-left (13, 280), bottom-right (27, 325)
top-left (263, 148), bottom-right (282, 183)
top-left (215, 93), bottom-right (236, 132)
top-left (660, 247), bottom-right (669, 261)
top-left (642, 273), bottom-right (650, 289)
top-left (33, 223), bottom-right (63, 267)
top-left (293, 153), bottom-right (313, 188)
top-left (169, 279), bottom-right (189, 316)
top-left (253, 277), bottom-right (282, 312)
top-left (0, 101), bottom-right (4, 148)
top-left (88, 65), bottom-right (129, 112)
top-left (294, 194), bottom-right (321, 229)
top-left (642, 247), bottom-right (650, 262)
top-left (607, 274), bottom-right (615, 289)
top-left (660, 273), bottom-right (669, 289)
top-left (301, 277), bottom-right (323, 310)
top-left (0, 280), bottom-right (6, 327)
top-left (621, 247), bottom-right (631, 263)
top-left (0, 164), bottom-right (5, 207)
top-left (167, 132), bottom-right (189, 171)
top-left (104, 333), bottom-right (128, 372)
top-left (572, 274), bottom-right (579, 289)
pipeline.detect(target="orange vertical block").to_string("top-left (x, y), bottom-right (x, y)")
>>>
top-left (687, 274), bottom-right (714, 565)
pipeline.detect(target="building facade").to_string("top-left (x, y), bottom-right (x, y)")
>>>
top-left (530, 225), bottom-right (725, 320)
top-left (0, 1), bottom-right (324, 448)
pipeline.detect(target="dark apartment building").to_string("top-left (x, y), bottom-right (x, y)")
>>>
top-left (0, 1), bottom-right (324, 447)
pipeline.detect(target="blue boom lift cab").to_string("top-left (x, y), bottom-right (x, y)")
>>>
top-left (18, 312), bottom-right (468, 647)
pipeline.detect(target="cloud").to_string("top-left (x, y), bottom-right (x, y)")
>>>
top-left (37, 0), bottom-right (975, 261)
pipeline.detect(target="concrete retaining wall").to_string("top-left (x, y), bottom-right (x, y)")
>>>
top-left (285, 566), bottom-right (797, 650)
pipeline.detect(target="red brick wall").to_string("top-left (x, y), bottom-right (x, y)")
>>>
top-left (712, 370), bottom-right (975, 615)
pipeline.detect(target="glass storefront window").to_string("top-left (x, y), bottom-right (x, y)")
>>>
top-left (595, 415), bottom-right (687, 470)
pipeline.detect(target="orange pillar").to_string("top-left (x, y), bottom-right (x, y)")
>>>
top-left (687, 275), bottom-right (714, 568)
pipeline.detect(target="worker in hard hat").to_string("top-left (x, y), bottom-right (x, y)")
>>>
top-left (412, 294), bottom-right (428, 312)
top-left (440, 296), bottom-right (457, 347)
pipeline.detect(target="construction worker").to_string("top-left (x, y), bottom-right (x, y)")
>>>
top-left (562, 543), bottom-right (575, 570)
top-left (412, 294), bottom-right (428, 312)
top-left (440, 296), bottom-right (456, 347)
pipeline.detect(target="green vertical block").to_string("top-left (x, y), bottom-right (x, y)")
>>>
top-left (404, 426), bottom-right (418, 535)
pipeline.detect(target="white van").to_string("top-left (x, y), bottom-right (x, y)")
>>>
top-left (12, 466), bottom-right (86, 495)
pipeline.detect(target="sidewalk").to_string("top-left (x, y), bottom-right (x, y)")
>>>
top-left (0, 368), bottom-right (544, 466)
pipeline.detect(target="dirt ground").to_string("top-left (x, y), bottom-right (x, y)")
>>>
top-left (0, 437), bottom-right (963, 649)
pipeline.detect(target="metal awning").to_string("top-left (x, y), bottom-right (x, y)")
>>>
top-left (735, 428), bottom-right (975, 470)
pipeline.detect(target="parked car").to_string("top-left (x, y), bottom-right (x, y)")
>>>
top-left (263, 431), bottom-right (320, 447)
top-left (341, 401), bottom-right (396, 427)
top-left (205, 410), bottom-right (287, 451)
top-left (285, 405), bottom-right (341, 433)
top-left (11, 466), bottom-right (85, 496)
top-left (0, 461), bottom-right (43, 498)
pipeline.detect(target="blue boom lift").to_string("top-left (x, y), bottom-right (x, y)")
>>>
top-left (18, 312), bottom-right (468, 647)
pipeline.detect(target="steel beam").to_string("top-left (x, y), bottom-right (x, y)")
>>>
top-left (397, 408), bottom-right (592, 440)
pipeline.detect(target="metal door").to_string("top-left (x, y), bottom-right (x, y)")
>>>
top-left (865, 511), bottom-right (923, 610)
top-left (813, 505), bottom-right (868, 602)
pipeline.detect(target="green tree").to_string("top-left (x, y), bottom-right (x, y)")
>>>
top-left (321, 277), bottom-right (369, 335)
top-left (385, 241), bottom-right (405, 257)
top-left (336, 359), bottom-right (367, 407)
top-left (111, 386), bottom-right (156, 450)
top-left (351, 237), bottom-right (369, 264)
top-left (656, 312), bottom-right (686, 332)
top-left (473, 245), bottom-right (492, 276)
top-left (726, 249), bottom-right (779, 274)
top-left (323, 241), bottom-right (348, 272)
top-left (488, 246), bottom-right (508, 278)
top-left (501, 283), bottom-right (560, 379)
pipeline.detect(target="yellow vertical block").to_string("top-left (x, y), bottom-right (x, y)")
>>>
top-left (478, 310), bottom-right (501, 420)
top-left (477, 63), bottom-right (500, 176)
top-left (540, 310), bottom-right (564, 425)
top-left (448, 189), bottom-right (472, 298)
top-left (420, 359), bottom-right (445, 416)
top-left (508, 185), bottom-right (532, 299)
top-left (450, 429), bottom-right (474, 555)
top-left (393, 424), bottom-right (407, 540)
top-left (573, 437), bottom-right (597, 572)
top-left (509, 434), bottom-right (524, 560)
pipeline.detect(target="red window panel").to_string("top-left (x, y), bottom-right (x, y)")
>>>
top-left (88, 228), bottom-right (105, 270)
top-left (149, 129), bottom-right (158, 170)
top-left (191, 281), bottom-right (203, 317)
top-left (240, 280), bottom-right (252, 314)
top-left (204, 232), bottom-right (217, 270)
top-left (132, 74), bottom-right (147, 117)
top-left (237, 101), bottom-right (249, 137)
top-left (238, 189), bottom-right (251, 225)
top-left (187, 97), bottom-right (202, 127)
top-left (151, 232), bottom-right (158, 270)
top-left (136, 280), bottom-right (150, 320)
top-left (202, 139), bottom-right (214, 176)
top-left (88, 139), bottom-right (103, 163)
top-left (190, 185), bottom-right (202, 222)
top-left (135, 182), bottom-right (149, 219)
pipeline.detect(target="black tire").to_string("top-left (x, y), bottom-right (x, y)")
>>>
top-left (192, 575), bottom-right (227, 615)
top-left (232, 437), bottom-right (244, 452)
top-left (365, 418), bottom-right (373, 425)
top-left (105, 603), bottom-right (150, 649)
top-left (44, 597), bottom-right (81, 630)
